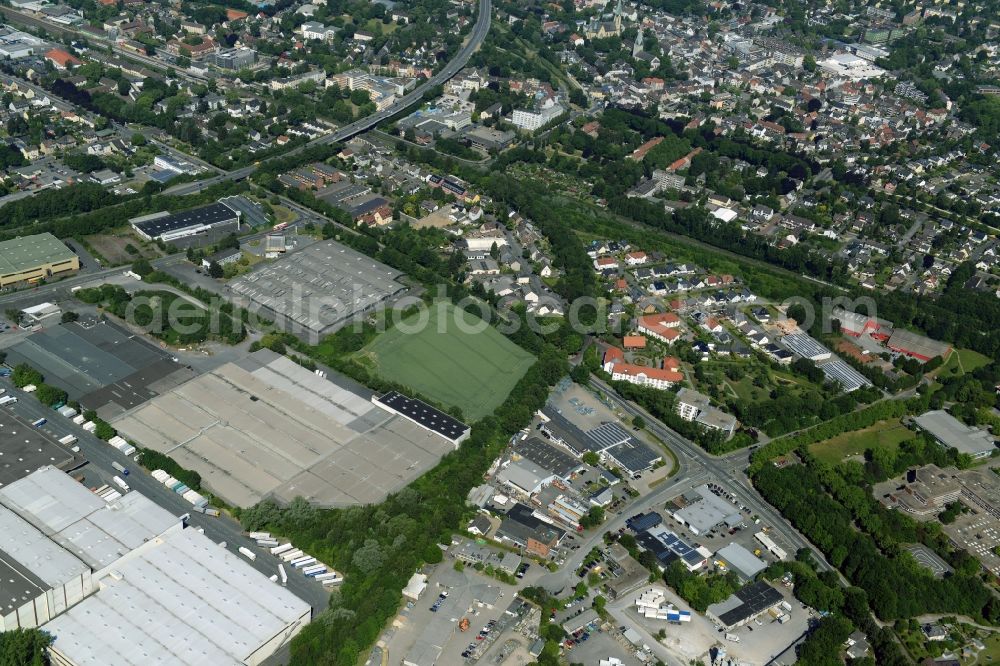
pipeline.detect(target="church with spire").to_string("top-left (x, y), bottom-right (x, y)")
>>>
top-left (583, 0), bottom-right (623, 39)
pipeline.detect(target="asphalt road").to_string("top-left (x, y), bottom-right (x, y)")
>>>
top-left (587, 377), bottom-right (833, 573)
top-left (0, 379), bottom-right (331, 613)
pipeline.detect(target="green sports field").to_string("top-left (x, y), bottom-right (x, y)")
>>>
top-left (355, 303), bottom-right (536, 421)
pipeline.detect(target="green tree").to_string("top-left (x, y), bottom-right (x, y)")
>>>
top-left (0, 627), bottom-right (52, 666)
top-left (11, 364), bottom-right (43, 388)
top-left (207, 261), bottom-right (223, 279)
top-left (35, 383), bottom-right (67, 407)
top-left (60, 310), bottom-right (79, 323)
top-left (581, 451), bottom-right (600, 466)
top-left (132, 258), bottom-right (153, 277)
top-left (632, 415), bottom-right (646, 430)
top-left (580, 506), bottom-right (605, 529)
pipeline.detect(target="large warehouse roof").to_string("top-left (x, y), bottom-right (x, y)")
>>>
top-left (0, 232), bottom-right (76, 275)
top-left (44, 527), bottom-right (310, 666)
top-left (112, 350), bottom-right (456, 507)
top-left (131, 202), bottom-right (239, 240)
top-left (674, 484), bottom-right (740, 534)
top-left (914, 410), bottom-right (995, 458)
top-left (229, 239), bottom-right (405, 338)
top-left (888, 329), bottom-right (951, 360)
top-left (0, 466), bottom-right (178, 570)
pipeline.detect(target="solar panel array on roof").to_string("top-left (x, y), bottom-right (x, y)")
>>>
top-left (131, 202), bottom-right (239, 240)
top-left (781, 333), bottom-right (832, 361)
top-left (820, 358), bottom-right (873, 392)
top-left (586, 422), bottom-right (633, 452)
top-left (656, 529), bottom-right (703, 566)
top-left (513, 437), bottom-right (578, 478)
top-left (376, 391), bottom-right (470, 444)
top-left (606, 440), bottom-right (660, 473)
top-left (626, 512), bottom-right (662, 533)
top-left (711, 580), bottom-right (784, 628)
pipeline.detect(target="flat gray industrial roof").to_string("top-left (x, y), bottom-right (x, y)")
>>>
top-left (81, 357), bottom-right (196, 421)
top-left (43, 527), bottom-right (310, 666)
top-left (0, 466), bottom-right (179, 571)
top-left (0, 506), bottom-right (80, 613)
top-left (5, 319), bottom-right (174, 400)
top-left (131, 201), bottom-right (239, 239)
top-left (674, 484), bottom-right (739, 534)
top-left (0, 411), bottom-right (81, 487)
top-left (715, 543), bottom-right (766, 580)
top-left (112, 350), bottom-right (455, 507)
top-left (914, 410), bottom-right (995, 457)
top-left (0, 232), bottom-right (76, 276)
top-left (512, 437), bottom-right (578, 478)
top-left (229, 239), bottom-right (405, 336)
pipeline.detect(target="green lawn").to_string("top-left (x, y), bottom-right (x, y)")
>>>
top-left (808, 418), bottom-right (915, 464)
top-left (354, 302), bottom-right (535, 421)
top-left (970, 632), bottom-right (1000, 664)
top-left (939, 348), bottom-right (992, 378)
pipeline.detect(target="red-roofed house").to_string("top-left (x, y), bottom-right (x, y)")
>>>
top-left (226, 8), bottom-right (248, 21)
top-left (623, 335), bottom-right (647, 350)
top-left (702, 317), bottom-right (723, 333)
top-left (602, 345), bottom-right (625, 366)
top-left (638, 312), bottom-right (681, 343)
top-left (625, 251), bottom-right (647, 266)
top-left (614, 278), bottom-right (628, 291)
top-left (629, 136), bottom-right (663, 161)
top-left (45, 48), bottom-right (81, 70)
top-left (594, 256), bottom-right (618, 271)
top-left (603, 349), bottom-right (683, 389)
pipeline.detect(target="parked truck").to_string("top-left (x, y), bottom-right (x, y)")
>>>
top-left (0, 395), bottom-right (17, 406)
top-left (112, 476), bottom-right (130, 492)
top-left (58, 434), bottom-right (78, 446)
top-left (238, 546), bottom-right (257, 561)
top-left (111, 462), bottom-right (128, 476)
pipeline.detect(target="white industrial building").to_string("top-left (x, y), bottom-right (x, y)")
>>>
top-left (0, 467), bottom-right (310, 665)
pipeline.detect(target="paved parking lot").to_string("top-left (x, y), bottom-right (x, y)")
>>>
top-left (381, 550), bottom-right (550, 666)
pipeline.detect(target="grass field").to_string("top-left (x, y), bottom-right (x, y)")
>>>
top-left (939, 348), bottom-right (993, 378)
top-left (355, 302), bottom-right (536, 421)
top-left (808, 418), bottom-right (915, 464)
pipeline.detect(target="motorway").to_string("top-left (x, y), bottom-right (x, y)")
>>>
top-left (164, 0), bottom-right (492, 196)
top-left (0, 379), bottom-right (332, 613)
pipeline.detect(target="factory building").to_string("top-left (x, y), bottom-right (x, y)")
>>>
top-left (0, 233), bottom-right (79, 288)
top-left (0, 467), bottom-right (310, 665)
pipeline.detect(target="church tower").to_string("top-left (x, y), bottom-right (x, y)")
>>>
top-left (614, 0), bottom-right (623, 34)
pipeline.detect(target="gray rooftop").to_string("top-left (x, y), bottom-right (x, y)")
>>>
top-left (229, 239), bottom-right (405, 336)
top-left (0, 411), bottom-right (81, 488)
top-left (673, 484), bottom-right (737, 534)
top-left (0, 465), bottom-right (178, 570)
top-left (0, 232), bottom-right (76, 277)
top-left (914, 410), bottom-right (995, 457)
top-left (111, 350), bottom-right (455, 507)
top-left (4, 319), bottom-right (173, 400)
top-left (43, 527), bottom-right (310, 665)
top-left (715, 543), bottom-right (766, 580)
